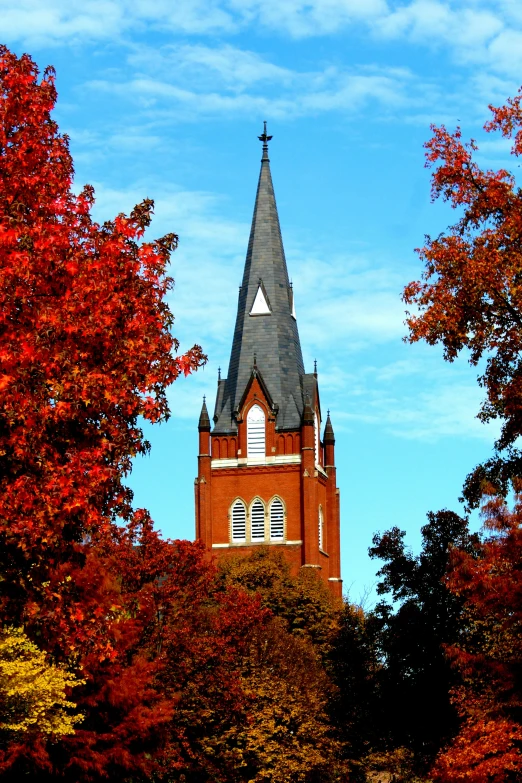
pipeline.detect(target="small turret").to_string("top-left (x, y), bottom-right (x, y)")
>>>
top-left (323, 411), bottom-right (335, 444)
top-left (324, 410), bottom-right (335, 467)
top-left (198, 397), bottom-right (211, 457)
top-left (198, 397), bottom-right (211, 432)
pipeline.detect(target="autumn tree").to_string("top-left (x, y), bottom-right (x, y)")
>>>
top-left (217, 549), bottom-right (346, 782)
top-left (0, 45), bottom-right (204, 780)
top-left (223, 618), bottom-right (342, 783)
top-left (433, 489), bottom-right (522, 783)
top-left (218, 547), bottom-right (338, 658)
top-left (403, 88), bottom-right (522, 505)
top-left (368, 511), bottom-right (480, 771)
top-left (0, 627), bottom-right (84, 737)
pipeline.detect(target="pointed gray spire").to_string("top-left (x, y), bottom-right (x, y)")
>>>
top-left (198, 397), bottom-right (211, 432)
top-left (214, 126), bottom-right (306, 433)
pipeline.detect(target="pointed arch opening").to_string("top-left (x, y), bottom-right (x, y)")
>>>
top-left (314, 411), bottom-right (320, 465)
top-left (250, 498), bottom-right (266, 541)
top-left (231, 499), bottom-right (247, 543)
top-left (247, 404), bottom-right (266, 458)
top-left (270, 497), bottom-right (285, 541)
top-left (318, 505), bottom-right (324, 551)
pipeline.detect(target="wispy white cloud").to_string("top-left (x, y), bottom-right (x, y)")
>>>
top-left (328, 358), bottom-right (500, 443)
top-left (376, 1), bottom-right (503, 52)
top-left (127, 43), bottom-right (296, 89)
top-left (0, 0), bottom-right (235, 48)
top-left (0, 1), bottom-right (127, 47)
top-left (88, 44), bottom-right (418, 121)
top-left (227, 0), bottom-right (389, 37)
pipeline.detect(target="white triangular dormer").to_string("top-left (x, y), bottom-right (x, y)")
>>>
top-left (250, 285), bottom-right (271, 316)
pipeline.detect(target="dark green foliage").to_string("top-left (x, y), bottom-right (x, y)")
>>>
top-left (327, 603), bottom-right (382, 780)
top-left (462, 448), bottom-right (522, 509)
top-left (368, 510), bottom-right (481, 769)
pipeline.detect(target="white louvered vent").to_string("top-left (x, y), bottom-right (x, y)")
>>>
top-left (314, 411), bottom-right (320, 465)
top-left (232, 500), bottom-right (246, 542)
top-left (270, 498), bottom-right (284, 540)
top-left (247, 404), bottom-right (265, 458)
top-left (251, 499), bottom-right (265, 541)
top-left (318, 506), bottom-right (324, 551)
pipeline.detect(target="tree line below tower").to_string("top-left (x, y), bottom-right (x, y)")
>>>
top-left (1, 45), bottom-right (522, 783)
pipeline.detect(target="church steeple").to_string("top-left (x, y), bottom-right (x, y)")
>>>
top-left (213, 124), bottom-right (306, 433)
top-left (196, 128), bottom-right (342, 600)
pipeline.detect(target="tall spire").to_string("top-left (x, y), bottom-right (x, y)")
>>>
top-left (213, 125), bottom-right (306, 433)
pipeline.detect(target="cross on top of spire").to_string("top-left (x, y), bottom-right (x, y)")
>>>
top-left (258, 120), bottom-right (272, 161)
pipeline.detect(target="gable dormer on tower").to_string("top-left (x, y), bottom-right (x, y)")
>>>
top-left (195, 125), bottom-right (342, 598)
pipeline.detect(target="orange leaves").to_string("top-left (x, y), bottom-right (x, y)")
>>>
top-left (404, 88), bottom-right (522, 450)
top-left (432, 494), bottom-right (522, 782)
top-left (434, 718), bottom-right (522, 783)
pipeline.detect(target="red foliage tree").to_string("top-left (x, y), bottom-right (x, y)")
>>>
top-left (0, 45), bottom-right (207, 780)
top-left (403, 87), bottom-right (522, 781)
top-left (432, 490), bottom-right (522, 783)
top-left (403, 87), bottom-right (522, 505)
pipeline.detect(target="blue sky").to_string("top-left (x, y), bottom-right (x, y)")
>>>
top-left (3, 0), bottom-right (521, 603)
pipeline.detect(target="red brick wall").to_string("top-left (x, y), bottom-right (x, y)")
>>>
top-left (195, 379), bottom-right (342, 598)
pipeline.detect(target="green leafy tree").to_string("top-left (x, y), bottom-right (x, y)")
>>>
top-left (327, 603), bottom-right (382, 781)
top-left (369, 510), bottom-right (481, 770)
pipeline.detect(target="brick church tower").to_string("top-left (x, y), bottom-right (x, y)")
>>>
top-left (195, 125), bottom-right (342, 598)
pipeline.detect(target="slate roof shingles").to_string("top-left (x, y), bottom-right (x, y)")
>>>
top-left (213, 142), bottom-right (308, 434)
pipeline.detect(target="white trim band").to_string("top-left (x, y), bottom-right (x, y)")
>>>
top-left (212, 540), bottom-right (303, 549)
top-left (211, 454), bottom-right (301, 469)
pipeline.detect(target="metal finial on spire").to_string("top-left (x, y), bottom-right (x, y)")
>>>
top-left (314, 359), bottom-right (317, 374)
top-left (218, 366), bottom-right (221, 381)
top-left (253, 352), bottom-right (257, 366)
top-left (203, 395), bottom-right (206, 402)
top-left (258, 120), bottom-right (272, 161)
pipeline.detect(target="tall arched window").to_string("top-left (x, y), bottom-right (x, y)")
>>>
top-left (231, 500), bottom-right (246, 543)
top-left (314, 411), bottom-right (320, 465)
top-left (247, 404), bottom-right (265, 458)
top-left (270, 497), bottom-right (284, 541)
top-left (318, 506), bottom-right (324, 551)
top-left (250, 499), bottom-right (265, 541)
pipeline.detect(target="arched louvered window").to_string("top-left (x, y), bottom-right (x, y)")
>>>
top-left (247, 404), bottom-right (265, 458)
top-left (318, 506), bottom-right (324, 551)
top-left (314, 411), bottom-right (320, 465)
top-left (250, 499), bottom-right (265, 541)
top-left (231, 500), bottom-right (246, 543)
top-left (270, 497), bottom-right (284, 541)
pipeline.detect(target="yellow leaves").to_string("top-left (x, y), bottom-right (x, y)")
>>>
top-left (0, 627), bottom-right (84, 736)
top-left (218, 619), bottom-right (340, 782)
